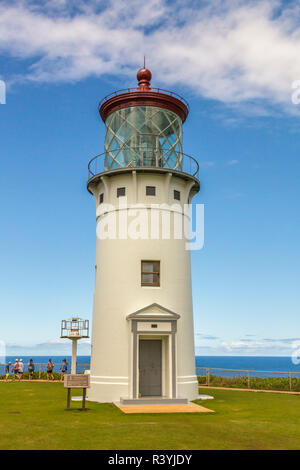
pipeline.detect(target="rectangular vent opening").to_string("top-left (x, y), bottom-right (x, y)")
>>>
top-left (174, 190), bottom-right (180, 200)
top-left (146, 186), bottom-right (156, 196)
top-left (117, 187), bottom-right (126, 197)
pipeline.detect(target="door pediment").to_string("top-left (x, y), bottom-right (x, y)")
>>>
top-left (126, 303), bottom-right (180, 321)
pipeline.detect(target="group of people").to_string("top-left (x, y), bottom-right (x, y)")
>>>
top-left (4, 358), bottom-right (69, 382)
top-left (5, 359), bottom-right (26, 380)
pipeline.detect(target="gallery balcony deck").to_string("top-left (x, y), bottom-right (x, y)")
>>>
top-left (87, 148), bottom-right (200, 192)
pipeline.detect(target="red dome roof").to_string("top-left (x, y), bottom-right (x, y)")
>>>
top-left (99, 66), bottom-right (189, 123)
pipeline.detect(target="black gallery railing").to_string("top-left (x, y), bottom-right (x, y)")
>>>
top-left (87, 148), bottom-right (199, 181)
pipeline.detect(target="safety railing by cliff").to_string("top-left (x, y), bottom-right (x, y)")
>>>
top-left (197, 367), bottom-right (300, 392)
top-left (87, 148), bottom-right (199, 181)
top-left (98, 87), bottom-right (190, 110)
top-left (0, 363), bottom-right (90, 379)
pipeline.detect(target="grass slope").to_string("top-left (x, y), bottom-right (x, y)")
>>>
top-left (1, 382), bottom-right (300, 450)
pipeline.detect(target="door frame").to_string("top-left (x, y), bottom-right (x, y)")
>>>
top-left (127, 303), bottom-right (180, 400)
top-left (130, 320), bottom-right (177, 399)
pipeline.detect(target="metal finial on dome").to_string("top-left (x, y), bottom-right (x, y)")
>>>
top-left (137, 61), bottom-right (152, 91)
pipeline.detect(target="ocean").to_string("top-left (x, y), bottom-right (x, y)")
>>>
top-left (2, 355), bottom-right (300, 378)
top-left (195, 356), bottom-right (300, 378)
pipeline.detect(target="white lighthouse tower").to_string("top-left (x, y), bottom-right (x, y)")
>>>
top-left (87, 66), bottom-right (200, 403)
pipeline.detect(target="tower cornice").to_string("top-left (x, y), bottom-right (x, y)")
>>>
top-left (87, 166), bottom-right (200, 195)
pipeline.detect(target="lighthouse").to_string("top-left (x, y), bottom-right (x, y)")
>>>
top-left (87, 66), bottom-right (200, 403)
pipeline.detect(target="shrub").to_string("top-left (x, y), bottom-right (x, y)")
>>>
top-left (197, 374), bottom-right (300, 391)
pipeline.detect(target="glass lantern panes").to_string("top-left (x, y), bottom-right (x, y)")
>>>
top-left (104, 106), bottom-right (182, 171)
top-left (61, 318), bottom-right (89, 338)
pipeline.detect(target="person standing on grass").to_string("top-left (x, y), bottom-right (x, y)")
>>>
top-left (46, 359), bottom-right (55, 381)
top-left (28, 359), bottom-right (35, 380)
top-left (13, 359), bottom-right (19, 380)
top-left (4, 362), bottom-right (11, 381)
top-left (60, 359), bottom-right (68, 381)
top-left (18, 359), bottom-right (24, 380)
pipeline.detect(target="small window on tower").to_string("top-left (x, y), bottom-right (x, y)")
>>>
top-left (99, 193), bottom-right (104, 204)
top-left (141, 261), bottom-right (160, 287)
top-left (117, 187), bottom-right (126, 197)
top-left (146, 186), bottom-right (156, 196)
top-left (174, 190), bottom-right (180, 201)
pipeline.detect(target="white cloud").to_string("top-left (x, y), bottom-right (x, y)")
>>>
top-left (198, 161), bottom-right (215, 168)
top-left (220, 340), bottom-right (267, 351)
top-left (220, 338), bottom-right (299, 354)
top-left (5, 338), bottom-right (91, 355)
top-left (195, 333), bottom-right (300, 355)
top-left (0, 0), bottom-right (299, 114)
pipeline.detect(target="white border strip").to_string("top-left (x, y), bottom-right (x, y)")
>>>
top-left (90, 381), bottom-right (128, 385)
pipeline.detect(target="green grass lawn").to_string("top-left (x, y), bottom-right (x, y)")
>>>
top-left (1, 382), bottom-right (300, 450)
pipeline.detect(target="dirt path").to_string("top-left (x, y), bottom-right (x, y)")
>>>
top-left (0, 379), bottom-right (61, 383)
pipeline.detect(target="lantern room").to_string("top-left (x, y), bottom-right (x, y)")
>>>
top-left (61, 317), bottom-right (89, 339)
top-left (98, 66), bottom-right (190, 173)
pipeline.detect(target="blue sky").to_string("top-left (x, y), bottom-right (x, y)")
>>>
top-left (0, 0), bottom-right (300, 357)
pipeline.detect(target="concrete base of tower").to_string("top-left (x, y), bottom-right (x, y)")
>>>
top-left (87, 375), bottom-right (198, 403)
top-left (177, 376), bottom-right (199, 401)
top-left (86, 380), bottom-right (198, 403)
top-left (86, 377), bottom-right (129, 403)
